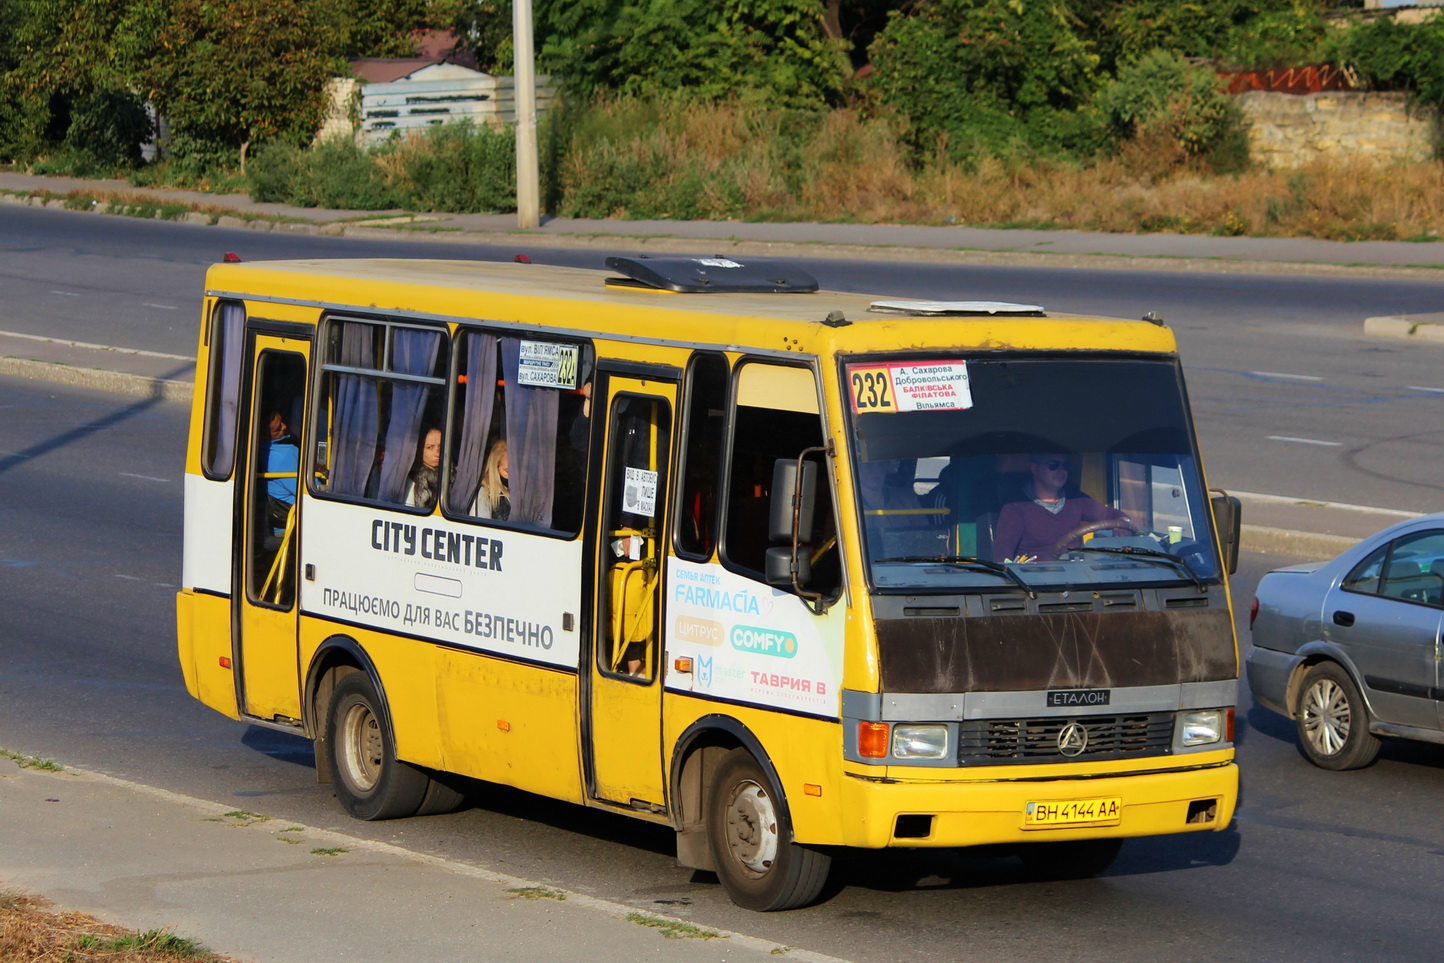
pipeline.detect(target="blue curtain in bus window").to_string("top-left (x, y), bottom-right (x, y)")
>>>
top-left (447, 332), bottom-right (499, 514)
top-left (329, 323), bottom-right (379, 496)
top-left (377, 328), bottom-right (443, 502)
top-left (501, 337), bottom-right (559, 526)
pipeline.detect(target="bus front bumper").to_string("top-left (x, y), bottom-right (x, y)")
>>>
top-left (836, 757), bottom-right (1238, 849)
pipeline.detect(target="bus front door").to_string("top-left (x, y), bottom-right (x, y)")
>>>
top-left (587, 378), bottom-right (676, 811)
top-left (236, 335), bottom-right (309, 725)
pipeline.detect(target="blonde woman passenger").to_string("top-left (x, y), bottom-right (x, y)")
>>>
top-left (472, 438), bottom-right (511, 520)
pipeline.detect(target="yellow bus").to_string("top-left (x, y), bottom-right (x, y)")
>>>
top-left (177, 254), bottom-right (1242, 910)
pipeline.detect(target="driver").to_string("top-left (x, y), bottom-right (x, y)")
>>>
top-left (991, 454), bottom-right (1133, 563)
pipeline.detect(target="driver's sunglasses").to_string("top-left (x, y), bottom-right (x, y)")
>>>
top-left (1039, 459), bottom-right (1067, 471)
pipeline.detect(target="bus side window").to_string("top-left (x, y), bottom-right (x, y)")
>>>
top-left (675, 353), bottom-right (728, 560)
top-left (310, 319), bottom-right (447, 508)
top-left (444, 332), bottom-right (592, 534)
top-left (201, 300), bottom-right (245, 479)
top-left (722, 363), bottom-right (840, 597)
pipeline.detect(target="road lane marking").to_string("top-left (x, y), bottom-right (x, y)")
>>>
top-left (142, 303), bottom-right (178, 311)
top-left (120, 472), bottom-right (170, 483)
top-left (1231, 490), bottom-right (1424, 518)
top-left (1251, 371), bottom-right (1323, 381)
top-left (1268, 435), bottom-right (1342, 446)
top-left (49, 290), bottom-right (80, 297)
top-left (1407, 385), bottom-right (1444, 393)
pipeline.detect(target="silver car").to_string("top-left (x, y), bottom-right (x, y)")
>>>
top-left (1246, 512), bottom-right (1444, 770)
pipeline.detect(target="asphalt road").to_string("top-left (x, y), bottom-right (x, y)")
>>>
top-left (4, 204), bottom-right (1443, 512)
top-left (4, 205), bottom-right (1444, 959)
top-left (3, 372), bottom-right (1444, 963)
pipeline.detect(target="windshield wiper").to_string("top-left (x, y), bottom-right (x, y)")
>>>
top-left (875, 555), bottom-right (1037, 599)
top-left (1064, 545), bottom-right (1207, 593)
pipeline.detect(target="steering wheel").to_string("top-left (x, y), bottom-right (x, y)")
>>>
top-left (1048, 516), bottom-right (1140, 558)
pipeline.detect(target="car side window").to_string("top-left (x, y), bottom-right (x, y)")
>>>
top-left (1342, 545), bottom-right (1387, 596)
top-left (1378, 530), bottom-right (1444, 607)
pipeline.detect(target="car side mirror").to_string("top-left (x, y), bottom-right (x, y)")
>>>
top-left (1210, 490), bottom-right (1242, 576)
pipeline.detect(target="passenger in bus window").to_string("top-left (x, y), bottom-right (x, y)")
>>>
top-left (473, 438), bottom-right (511, 520)
top-left (263, 405), bottom-right (300, 533)
top-left (859, 459), bottom-right (932, 559)
top-left (406, 427), bottom-right (442, 510)
top-left (991, 454), bottom-right (1133, 563)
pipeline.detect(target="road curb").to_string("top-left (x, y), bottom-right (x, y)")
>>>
top-left (1363, 313), bottom-right (1444, 342)
top-left (0, 356), bottom-right (193, 404)
top-left (1242, 524), bottom-right (1355, 560)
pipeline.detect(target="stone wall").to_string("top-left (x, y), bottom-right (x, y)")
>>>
top-left (1235, 90), bottom-right (1439, 168)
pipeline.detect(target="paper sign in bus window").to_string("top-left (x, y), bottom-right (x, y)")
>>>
top-left (518, 341), bottom-right (579, 389)
top-left (623, 467), bottom-right (658, 517)
top-left (847, 362), bottom-right (972, 413)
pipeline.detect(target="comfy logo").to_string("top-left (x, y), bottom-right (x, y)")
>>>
top-left (729, 625), bottom-right (798, 659)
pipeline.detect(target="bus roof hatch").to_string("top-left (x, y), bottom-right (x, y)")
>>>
top-left (868, 299), bottom-right (1046, 316)
top-left (604, 256), bottom-right (819, 294)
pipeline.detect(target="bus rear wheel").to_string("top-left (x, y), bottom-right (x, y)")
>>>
top-left (326, 671), bottom-right (429, 820)
top-left (706, 749), bottom-right (831, 911)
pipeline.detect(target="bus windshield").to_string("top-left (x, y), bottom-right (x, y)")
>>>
top-left (845, 355), bottom-right (1220, 592)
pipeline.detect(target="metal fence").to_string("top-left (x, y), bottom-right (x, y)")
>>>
top-left (358, 75), bottom-right (556, 146)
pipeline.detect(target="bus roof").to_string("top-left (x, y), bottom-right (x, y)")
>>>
top-left (205, 258), bottom-right (1179, 356)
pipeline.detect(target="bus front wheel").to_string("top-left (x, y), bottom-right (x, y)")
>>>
top-left (706, 749), bottom-right (831, 911)
top-left (326, 671), bottom-right (429, 820)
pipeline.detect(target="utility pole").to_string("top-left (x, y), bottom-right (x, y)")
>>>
top-left (513, 0), bottom-right (540, 229)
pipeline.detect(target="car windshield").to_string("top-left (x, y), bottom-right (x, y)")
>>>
top-left (844, 354), bottom-right (1221, 592)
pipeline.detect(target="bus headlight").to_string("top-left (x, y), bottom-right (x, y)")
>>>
top-left (1180, 709), bottom-right (1225, 746)
top-left (892, 725), bottom-right (949, 760)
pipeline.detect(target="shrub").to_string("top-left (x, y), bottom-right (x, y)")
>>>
top-left (1096, 49), bottom-right (1250, 174)
top-left (245, 140), bottom-right (307, 202)
top-left (374, 123), bottom-right (517, 213)
top-left (62, 88), bottom-right (152, 170)
top-left (299, 137), bottom-right (396, 210)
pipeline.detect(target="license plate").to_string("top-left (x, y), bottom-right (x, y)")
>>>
top-left (1024, 796), bottom-right (1122, 828)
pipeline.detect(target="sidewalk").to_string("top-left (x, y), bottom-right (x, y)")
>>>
top-left (6, 170), bottom-right (1444, 277)
top-left (0, 762), bottom-right (842, 963)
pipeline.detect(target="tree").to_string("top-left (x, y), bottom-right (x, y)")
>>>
top-left (1, 0), bottom-right (151, 167)
top-left (1101, 0), bottom-right (1329, 67)
top-left (1325, 15), bottom-right (1444, 113)
top-left (866, 0), bottom-right (1101, 158)
top-left (534, 0), bottom-right (852, 108)
top-left (115, 0), bottom-right (342, 170)
top-left (335, 0), bottom-right (461, 58)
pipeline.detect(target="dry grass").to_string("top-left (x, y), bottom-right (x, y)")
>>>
top-left (555, 100), bottom-right (1444, 241)
top-left (0, 891), bottom-right (238, 963)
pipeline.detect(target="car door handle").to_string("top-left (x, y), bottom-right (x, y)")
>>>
top-left (1332, 610), bottom-right (1355, 627)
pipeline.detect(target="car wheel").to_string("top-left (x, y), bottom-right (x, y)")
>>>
top-left (706, 748), bottom-right (831, 911)
top-left (1295, 662), bottom-right (1380, 771)
top-left (326, 671), bottom-right (430, 819)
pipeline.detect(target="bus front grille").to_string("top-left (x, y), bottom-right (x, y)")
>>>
top-left (958, 713), bottom-right (1174, 764)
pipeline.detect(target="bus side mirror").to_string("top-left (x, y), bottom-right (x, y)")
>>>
top-left (766, 545), bottom-right (811, 587)
top-left (1210, 490), bottom-right (1242, 576)
top-left (769, 458), bottom-right (816, 544)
